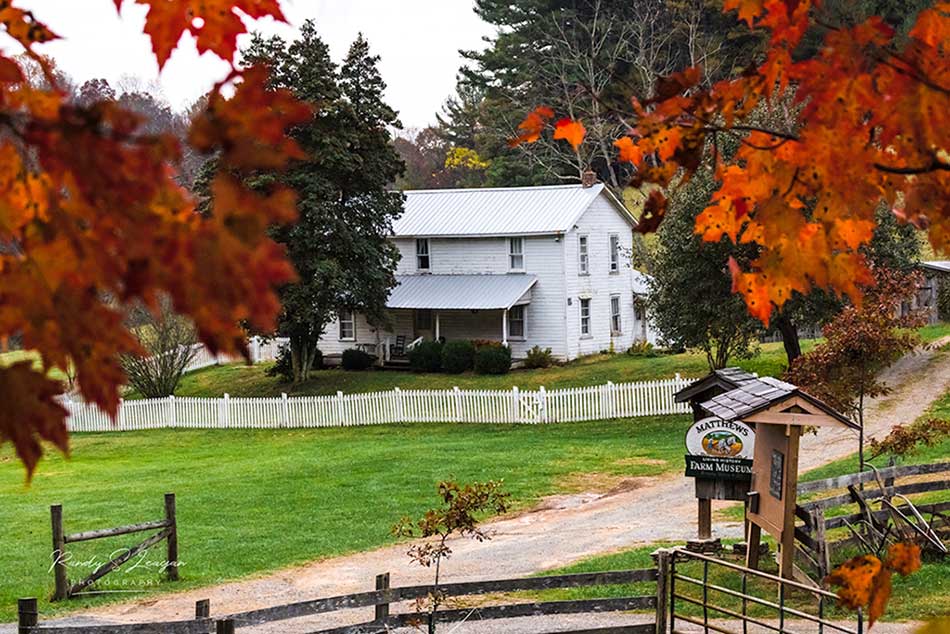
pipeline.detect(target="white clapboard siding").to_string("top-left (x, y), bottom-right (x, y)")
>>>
top-left (62, 375), bottom-right (692, 432)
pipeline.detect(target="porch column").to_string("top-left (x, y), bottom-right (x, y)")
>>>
top-left (435, 312), bottom-right (441, 341)
top-left (502, 308), bottom-right (509, 347)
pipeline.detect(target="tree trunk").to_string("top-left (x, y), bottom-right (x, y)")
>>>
top-left (289, 335), bottom-right (319, 384)
top-left (775, 313), bottom-right (802, 366)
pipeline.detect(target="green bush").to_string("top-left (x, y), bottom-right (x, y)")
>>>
top-left (409, 340), bottom-right (443, 372)
top-left (266, 344), bottom-right (322, 381)
top-left (474, 344), bottom-right (512, 375)
top-left (523, 345), bottom-right (554, 369)
top-left (341, 348), bottom-right (374, 371)
top-left (441, 340), bottom-right (476, 373)
top-left (626, 340), bottom-right (658, 357)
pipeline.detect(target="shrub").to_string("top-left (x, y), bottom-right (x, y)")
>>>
top-left (266, 344), bottom-right (323, 382)
top-left (441, 340), bottom-right (476, 373)
top-left (523, 345), bottom-right (554, 369)
top-left (341, 348), bottom-right (374, 371)
top-left (938, 278), bottom-right (950, 322)
top-left (626, 340), bottom-right (658, 357)
top-left (409, 340), bottom-right (443, 372)
top-left (474, 344), bottom-right (512, 375)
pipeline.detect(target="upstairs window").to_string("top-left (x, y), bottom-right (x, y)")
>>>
top-left (610, 295), bottom-right (622, 334)
top-left (578, 235), bottom-right (589, 275)
top-left (580, 298), bottom-right (591, 335)
top-left (416, 238), bottom-right (430, 271)
top-left (508, 305), bottom-right (526, 339)
top-left (339, 310), bottom-right (355, 341)
top-left (609, 234), bottom-right (620, 273)
top-left (509, 237), bottom-right (525, 271)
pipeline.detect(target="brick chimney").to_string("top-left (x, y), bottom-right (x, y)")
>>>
top-left (581, 170), bottom-right (597, 188)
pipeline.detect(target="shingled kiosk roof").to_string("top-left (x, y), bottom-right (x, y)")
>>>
top-left (698, 375), bottom-right (857, 429)
top-left (673, 367), bottom-right (760, 404)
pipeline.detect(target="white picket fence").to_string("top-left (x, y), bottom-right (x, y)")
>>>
top-left (179, 337), bottom-right (289, 374)
top-left (62, 375), bottom-right (691, 432)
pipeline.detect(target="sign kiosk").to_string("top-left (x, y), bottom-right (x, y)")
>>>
top-left (695, 376), bottom-right (858, 579)
top-left (675, 368), bottom-right (761, 544)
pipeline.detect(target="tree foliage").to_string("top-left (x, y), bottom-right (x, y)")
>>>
top-left (826, 542), bottom-right (921, 627)
top-left (649, 168), bottom-right (762, 369)
top-left (785, 268), bottom-right (924, 471)
top-left (0, 0), bottom-right (309, 475)
top-left (236, 24), bottom-right (404, 383)
top-left (514, 0), bottom-right (950, 324)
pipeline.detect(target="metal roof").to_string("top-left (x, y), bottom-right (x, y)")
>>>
top-left (386, 274), bottom-right (538, 310)
top-left (922, 261), bottom-right (950, 274)
top-left (632, 270), bottom-right (652, 295)
top-left (392, 184), bottom-right (635, 237)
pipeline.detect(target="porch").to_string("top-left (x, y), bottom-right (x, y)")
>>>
top-left (365, 274), bottom-right (537, 366)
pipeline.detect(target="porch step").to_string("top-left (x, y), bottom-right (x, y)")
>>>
top-left (382, 359), bottom-right (412, 371)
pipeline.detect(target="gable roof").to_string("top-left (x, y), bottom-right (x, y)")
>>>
top-left (698, 376), bottom-right (856, 429)
top-left (674, 367), bottom-right (759, 404)
top-left (392, 184), bottom-right (636, 238)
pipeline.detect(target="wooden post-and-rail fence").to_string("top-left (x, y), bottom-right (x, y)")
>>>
top-left (19, 564), bottom-right (662, 634)
top-left (50, 494), bottom-right (179, 601)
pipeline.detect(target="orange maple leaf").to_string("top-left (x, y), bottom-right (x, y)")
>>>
top-left (509, 106), bottom-right (555, 147)
top-left (0, 363), bottom-right (69, 479)
top-left (614, 137), bottom-right (644, 165)
top-left (553, 118), bottom-right (586, 151)
top-left (723, 0), bottom-right (766, 26)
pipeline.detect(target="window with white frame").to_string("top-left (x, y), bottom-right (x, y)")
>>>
top-left (508, 305), bottom-right (526, 339)
top-left (610, 295), bottom-right (622, 334)
top-left (339, 310), bottom-right (355, 340)
top-left (580, 298), bottom-right (591, 336)
top-left (634, 298), bottom-right (646, 322)
top-left (416, 238), bottom-right (430, 271)
top-left (508, 237), bottom-right (525, 271)
top-left (609, 234), bottom-right (620, 273)
top-left (578, 235), bottom-right (589, 275)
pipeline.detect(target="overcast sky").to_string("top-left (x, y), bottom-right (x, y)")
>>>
top-left (10, 1), bottom-right (494, 129)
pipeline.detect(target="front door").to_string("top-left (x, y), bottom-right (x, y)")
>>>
top-left (414, 309), bottom-right (434, 340)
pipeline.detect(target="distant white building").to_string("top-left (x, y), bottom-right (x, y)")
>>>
top-left (319, 182), bottom-right (660, 364)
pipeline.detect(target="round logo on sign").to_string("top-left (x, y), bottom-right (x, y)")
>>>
top-left (685, 417), bottom-right (755, 459)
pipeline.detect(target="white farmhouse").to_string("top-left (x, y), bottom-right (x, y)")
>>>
top-left (319, 182), bottom-right (659, 364)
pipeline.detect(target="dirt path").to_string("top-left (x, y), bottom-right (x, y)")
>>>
top-left (10, 342), bottom-right (949, 633)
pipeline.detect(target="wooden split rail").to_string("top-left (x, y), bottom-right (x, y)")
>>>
top-left (20, 566), bottom-right (660, 634)
top-left (794, 461), bottom-right (950, 579)
top-left (49, 494), bottom-right (179, 601)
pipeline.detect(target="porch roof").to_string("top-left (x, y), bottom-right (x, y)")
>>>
top-left (387, 274), bottom-right (537, 310)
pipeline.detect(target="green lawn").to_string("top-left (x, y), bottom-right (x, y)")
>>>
top-left (165, 340), bottom-right (816, 399)
top-left (0, 415), bottom-right (689, 622)
top-left (525, 541), bottom-right (948, 622)
top-left (919, 322), bottom-right (950, 344)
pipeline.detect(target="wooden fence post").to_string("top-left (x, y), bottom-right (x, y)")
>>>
top-left (375, 572), bottom-right (390, 624)
top-left (164, 493), bottom-right (179, 581)
top-left (453, 387), bottom-right (462, 423)
top-left (394, 387), bottom-right (405, 423)
top-left (654, 549), bottom-right (670, 634)
top-left (281, 392), bottom-right (289, 428)
top-left (50, 505), bottom-right (68, 601)
top-left (215, 618), bottom-right (235, 634)
top-left (18, 598), bottom-right (38, 634)
top-left (195, 599), bottom-right (210, 619)
top-left (538, 386), bottom-right (548, 423)
top-left (222, 393), bottom-right (230, 428)
top-left (511, 386), bottom-right (520, 423)
top-left (336, 391), bottom-right (345, 426)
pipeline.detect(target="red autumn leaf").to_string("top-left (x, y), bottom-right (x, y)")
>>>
top-left (552, 118), bottom-right (586, 151)
top-left (723, 0), bottom-right (766, 26)
top-left (0, 363), bottom-right (69, 479)
top-left (635, 189), bottom-right (668, 234)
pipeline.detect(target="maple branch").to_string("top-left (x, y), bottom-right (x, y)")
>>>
top-left (873, 155), bottom-right (950, 175)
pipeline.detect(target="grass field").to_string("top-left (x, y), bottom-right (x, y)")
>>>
top-left (0, 415), bottom-right (689, 622)
top-left (525, 541), bottom-right (949, 622)
top-left (165, 340), bottom-right (817, 399)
